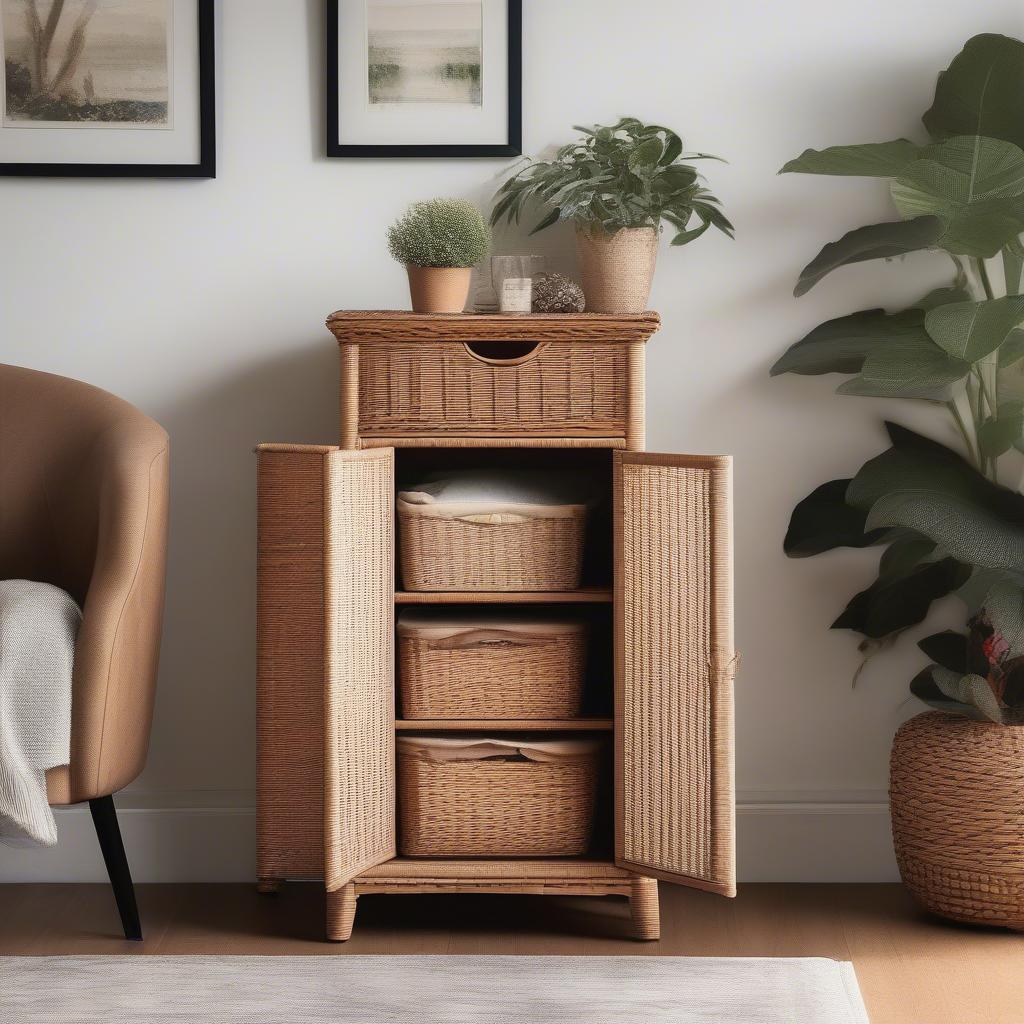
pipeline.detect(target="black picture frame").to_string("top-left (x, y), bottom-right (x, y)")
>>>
top-left (326, 0), bottom-right (521, 158)
top-left (0, 0), bottom-right (216, 179)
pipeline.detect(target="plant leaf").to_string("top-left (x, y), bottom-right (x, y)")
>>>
top-left (877, 533), bottom-right (937, 581)
top-left (794, 217), bottom-right (944, 296)
top-left (918, 630), bottom-right (970, 672)
top-left (528, 207), bottom-right (562, 235)
top-left (923, 33), bottom-right (1024, 149)
top-left (978, 401), bottom-right (1024, 458)
top-left (924, 295), bottom-right (1024, 361)
top-left (837, 333), bottom-right (971, 400)
top-left (690, 199), bottom-right (735, 238)
top-left (890, 136), bottom-right (1024, 257)
top-left (659, 163), bottom-right (699, 190)
top-left (914, 282), bottom-right (972, 309)
top-left (783, 478), bottom-right (890, 556)
top-left (846, 423), bottom-right (1024, 571)
top-left (832, 556), bottom-right (970, 638)
top-left (910, 665), bottom-right (1004, 721)
top-left (978, 579), bottom-right (1024, 653)
top-left (1002, 655), bottom-right (1024, 710)
top-left (771, 308), bottom-right (926, 377)
top-left (933, 667), bottom-right (1006, 722)
top-left (958, 566), bottom-right (1024, 612)
top-left (670, 220), bottom-right (710, 246)
top-left (661, 132), bottom-right (683, 166)
top-left (627, 137), bottom-right (664, 176)
top-left (780, 139), bottom-right (921, 177)
top-left (998, 329), bottom-right (1024, 367)
top-left (865, 490), bottom-right (1024, 574)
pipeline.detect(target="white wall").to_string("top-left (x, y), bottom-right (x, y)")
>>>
top-left (2, 0), bottom-right (1021, 883)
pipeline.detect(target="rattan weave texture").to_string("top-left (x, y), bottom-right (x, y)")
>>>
top-left (398, 626), bottom-right (586, 720)
top-left (357, 342), bottom-right (629, 438)
top-left (398, 503), bottom-right (586, 592)
top-left (891, 711), bottom-right (1024, 930)
top-left (324, 449), bottom-right (396, 891)
top-left (326, 310), bottom-right (661, 345)
top-left (257, 311), bottom-right (738, 943)
top-left (397, 747), bottom-right (600, 857)
top-left (614, 454), bottom-right (735, 895)
top-left (256, 448), bottom-right (327, 881)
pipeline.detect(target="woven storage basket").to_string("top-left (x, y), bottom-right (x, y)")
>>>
top-left (397, 735), bottom-right (601, 857)
top-left (397, 611), bottom-right (587, 719)
top-left (890, 711), bottom-right (1024, 930)
top-left (397, 495), bottom-right (587, 592)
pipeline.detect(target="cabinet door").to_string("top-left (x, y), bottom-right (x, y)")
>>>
top-left (257, 445), bottom-right (396, 891)
top-left (322, 447), bottom-right (396, 891)
top-left (613, 451), bottom-right (736, 896)
top-left (257, 444), bottom-right (338, 882)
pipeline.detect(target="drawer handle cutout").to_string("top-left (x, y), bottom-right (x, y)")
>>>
top-left (463, 340), bottom-right (545, 365)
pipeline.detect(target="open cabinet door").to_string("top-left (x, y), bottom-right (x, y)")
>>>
top-left (613, 451), bottom-right (736, 896)
top-left (321, 447), bottom-right (396, 891)
top-left (257, 445), bottom-right (395, 892)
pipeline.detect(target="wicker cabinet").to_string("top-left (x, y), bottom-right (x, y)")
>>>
top-left (256, 312), bottom-right (736, 942)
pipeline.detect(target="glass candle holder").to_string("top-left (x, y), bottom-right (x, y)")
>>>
top-left (491, 255), bottom-right (546, 313)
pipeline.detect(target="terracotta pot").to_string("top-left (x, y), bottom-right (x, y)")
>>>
top-left (406, 265), bottom-right (472, 314)
top-left (890, 711), bottom-right (1024, 930)
top-left (575, 225), bottom-right (658, 314)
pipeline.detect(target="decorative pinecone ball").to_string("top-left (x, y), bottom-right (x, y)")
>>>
top-left (531, 272), bottom-right (585, 313)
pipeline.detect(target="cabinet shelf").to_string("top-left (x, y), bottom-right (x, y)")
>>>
top-left (395, 588), bottom-right (612, 604)
top-left (394, 718), bottom-right (614, 732)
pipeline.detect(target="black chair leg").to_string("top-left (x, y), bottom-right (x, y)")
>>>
top-left (89, 795), bottom-right (142, 941)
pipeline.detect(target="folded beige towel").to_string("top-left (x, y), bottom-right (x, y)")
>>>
top-left (398, 734), bottom-right (603, 763)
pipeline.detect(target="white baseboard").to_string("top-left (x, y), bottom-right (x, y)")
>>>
top-left (0, 791), bottom-right (898, 883)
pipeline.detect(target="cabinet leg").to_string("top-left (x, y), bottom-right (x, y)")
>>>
top-left (326, 884), bottom-right (357, 942)
top-left (629, 877), bottom-right (660, 941)
top-left (257, 877), bottom-right (283, 895)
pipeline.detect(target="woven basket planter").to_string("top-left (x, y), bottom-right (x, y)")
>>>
top-left (398, 737), bottom-right (601, 857)
top-left (575, 225), bottom-right (658, 314)
top-left (397, 613), bottom-right (587, 719)
top-left (890, 711), bottom-right (1024, 930)
top-left (397, 498), bottom-right (587, 592)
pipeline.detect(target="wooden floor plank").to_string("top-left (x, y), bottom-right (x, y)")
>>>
top-left (1, 882), bottom-right (1023, 1022)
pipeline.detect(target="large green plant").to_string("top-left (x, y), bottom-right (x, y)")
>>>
top-left (490, 117), bottom-right (733, 245)
top-left (773, 33), bottom-right (1024, 724)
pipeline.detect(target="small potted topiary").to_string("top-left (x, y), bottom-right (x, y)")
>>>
top-left (387, 198), bottom-right (490, 313)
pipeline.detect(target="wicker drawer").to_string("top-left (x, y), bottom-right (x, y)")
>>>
top-left (358, 341), bottom-right (630, 438)
top-left (397, 735), bottom-right (601, 857)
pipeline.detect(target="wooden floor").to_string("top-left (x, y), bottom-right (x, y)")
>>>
top-left (2, 882), bottom-right (1023, 1023)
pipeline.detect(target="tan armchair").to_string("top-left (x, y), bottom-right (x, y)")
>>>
top-left (0, 364), bottom-right (169, 939)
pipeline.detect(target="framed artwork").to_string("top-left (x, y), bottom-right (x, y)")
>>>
top-left (327, 0), bottom-right (521, 158)
top-left (0, 0), bottom-right (215, 178)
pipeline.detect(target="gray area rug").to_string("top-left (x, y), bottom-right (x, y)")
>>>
top-left (0, 954), bottom-right (870, 1023)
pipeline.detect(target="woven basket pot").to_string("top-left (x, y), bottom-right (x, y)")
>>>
top-left (406, 265), bottom-right (472, 313)
top-left (575, 226), bottom-right (658, 314)
top-left (890, 711), bottom-right (1024, 930)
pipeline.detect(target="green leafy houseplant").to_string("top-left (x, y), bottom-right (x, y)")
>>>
top-left (490, 118), bottom-right (733, 313)
top-left (387, 199), bottom-right (490, 313)
top-left (773, 33), bottom-right (1024, 725)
